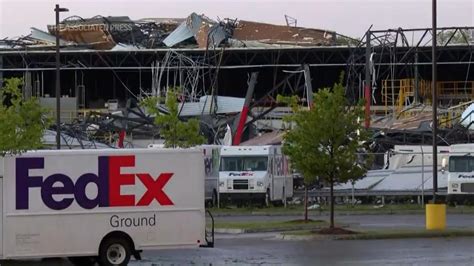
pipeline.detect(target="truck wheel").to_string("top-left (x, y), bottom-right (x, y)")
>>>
top-left (99, 237), bottom-right (131, 266)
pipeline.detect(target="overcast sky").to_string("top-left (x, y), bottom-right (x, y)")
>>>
top-left (0, 0), bottom-right (473, 39)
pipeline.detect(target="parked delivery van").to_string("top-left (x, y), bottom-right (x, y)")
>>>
top-left (219, 145), bottom-right (293, 206)
top-left (0, 148), bottom-right (213, 265)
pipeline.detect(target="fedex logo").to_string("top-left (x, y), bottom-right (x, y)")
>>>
top-left (16, 155), bottom-right (174, 210)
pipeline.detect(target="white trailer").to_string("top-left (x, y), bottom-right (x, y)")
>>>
top-left (147, 145), bottom-right (221, 207)
top-left (0, 149), bottom-right (213, 265)
top-left (443, 144), bottom-right (474, 204)
top-left (219, 145), bottom-right (293, 206)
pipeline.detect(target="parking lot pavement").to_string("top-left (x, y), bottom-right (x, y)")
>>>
top-left (2, 233), bottom-right (473, 265)
top-left (132, 235), bottom-right (474, 265)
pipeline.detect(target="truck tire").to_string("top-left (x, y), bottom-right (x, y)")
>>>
top-left (99, 237), bottom-right (132, 266)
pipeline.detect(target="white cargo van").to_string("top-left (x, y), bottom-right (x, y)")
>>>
top-left (219, 145), bottom-right (293, 206)
top-left (443, 144), bottom-right (474, 204)
top-left (0, 149), bottom-right (213, 265)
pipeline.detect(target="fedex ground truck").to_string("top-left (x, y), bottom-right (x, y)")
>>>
top-left (147, 145), bottom-right (221, 207)
top-left (443, 144), bottom-right (474, 204)
top-left (219, 145), bottom-right (293, 206)
top-left (0, 148), bottom-right (213, 265)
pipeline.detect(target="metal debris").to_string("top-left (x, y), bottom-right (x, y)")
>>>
top-left (232, 20), bottom-right (335, 46)
top-left (1, 12), bottom-right (337, 50)
top-left (163, 13), bottom-right (227, 48)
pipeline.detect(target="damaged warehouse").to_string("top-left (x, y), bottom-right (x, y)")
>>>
top-left (1, 13), bottom-right (474, 150)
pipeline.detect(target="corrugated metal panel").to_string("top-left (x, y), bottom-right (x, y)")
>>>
top-left (163, 13), bottom-right (203, 47)
top-left (461, 102), bottom-right (474, 129)
top-left (30, 27), bottom-right (70, 45)
top-left (232, 20), bottom-right (335, 46)
top-left (163, 13), bottom-right (226, 48)
top-left (176, 95), bottom-right (244, 117)
top-left (195, 23), bottom-right (227, 48)
top-left (42, 130), bottom-right (110, 149)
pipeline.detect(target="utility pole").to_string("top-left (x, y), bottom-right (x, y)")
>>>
top-left (431, 0), bottom-right (438, 202)
top-left (55, 4), bottom-right (68, 149)
top-left (365, 30), bottom-right (371, 128)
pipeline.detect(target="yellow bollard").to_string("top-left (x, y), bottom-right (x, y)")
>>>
top-left (425, 203), bottom-right (447, 230)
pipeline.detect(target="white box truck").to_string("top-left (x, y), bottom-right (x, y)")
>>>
top-left (0, 148), bottom-right (213, 265)
top-left (219, 145), bottom-right (293, 206)
top-left (443, 144), bottom-right (474, 204)
top-left (147, 145), bottom-right (221, 207)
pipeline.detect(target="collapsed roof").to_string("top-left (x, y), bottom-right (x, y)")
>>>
top-left (0, 12), bottom-right (337, 50)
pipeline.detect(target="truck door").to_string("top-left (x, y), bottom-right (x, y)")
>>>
top-left (270, 155), bottom-right (274, 201)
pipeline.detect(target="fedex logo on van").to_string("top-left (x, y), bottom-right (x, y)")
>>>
top-left (15, 155), bottom-right (174, 210)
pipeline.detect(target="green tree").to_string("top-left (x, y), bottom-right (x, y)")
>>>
top-left (335, 35), bottom-right (360, 46)
top-left (0, 77), bottom-right (50, 155)
top-left (281, 77), bottom-right (372, 229)
top-left (437, 30), bottom-right (470, 45)
top-left (142, 90), bottom-right (205, 148)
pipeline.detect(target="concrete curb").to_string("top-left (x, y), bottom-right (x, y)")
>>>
top-left (276, 230), bottom-right (474, 241)
top-left (215, 225), bottom-right (325, 234)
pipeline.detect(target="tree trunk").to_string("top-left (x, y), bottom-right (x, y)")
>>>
top-left (330, 180), bottom-right (334, 228)
top-left (304, 186), bottom-right (308, 222)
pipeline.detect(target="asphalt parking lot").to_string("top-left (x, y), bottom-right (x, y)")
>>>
top-left (131, 234), bottom-right (474, 265)
top-left (2, 213), bottom-right (473, 265)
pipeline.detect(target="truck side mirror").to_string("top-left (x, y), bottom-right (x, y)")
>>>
top-left (441, 157), bottom-right (447, 173)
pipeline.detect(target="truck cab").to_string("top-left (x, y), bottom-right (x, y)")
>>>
top-left (218, 145), bottom-right (293, 206)
top-left (444, 144), bottom-right (474, 204)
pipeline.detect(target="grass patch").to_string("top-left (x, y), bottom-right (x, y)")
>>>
top-left (209, 205), bottom-right (302, 214)
top-left (283, 228), bottom-right (474, 240)
top-left (209, 204), bottom-right (474, 215)
top-left (215, 219), bottom-right (326, 231)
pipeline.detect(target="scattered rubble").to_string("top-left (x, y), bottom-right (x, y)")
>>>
top-left (0, 12), bottom-right (337, 50)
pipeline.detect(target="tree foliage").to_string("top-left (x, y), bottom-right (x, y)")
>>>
top-left (437, 30), bottom-right (470, 45)
top-left (142, 90), bottom-right (205, 148)
top-left (0, 78), bottom-right (50, 155)
top-left (280, 76), bottom-right (372, 228)
top-left (335, 35), bottom-right (360, 46)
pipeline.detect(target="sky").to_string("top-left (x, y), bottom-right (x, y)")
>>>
top-left (0, 0), bottom-right (473, 39)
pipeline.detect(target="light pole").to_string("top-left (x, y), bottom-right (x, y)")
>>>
top-left (431, 0), bottom-right (438, 202)
top-left (55, 4), bottom-right (68, 149)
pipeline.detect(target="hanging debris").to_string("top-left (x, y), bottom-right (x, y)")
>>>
top-left (1, 12), bottom-right (337, 50)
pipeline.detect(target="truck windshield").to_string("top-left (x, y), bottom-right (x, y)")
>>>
top-left (449, 156), bottom-right (474, 172)
top-left (220, 156), bottom-right (268, 171)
